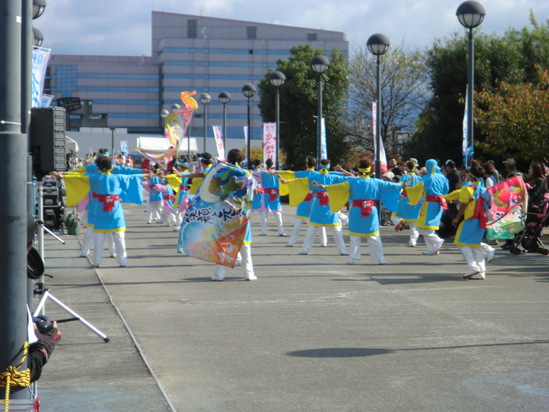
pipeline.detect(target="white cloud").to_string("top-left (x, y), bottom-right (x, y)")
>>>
top-left (37, 0), bottom-right (549, 56)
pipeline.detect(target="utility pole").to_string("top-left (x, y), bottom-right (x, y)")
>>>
top-left (0, 0), bottom-right (32, 403)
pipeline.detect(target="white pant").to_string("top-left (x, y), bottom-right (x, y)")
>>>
top-left (93, 231), bottom-right (127, 266)
top-left (349, 234), bottom-right (384, 262)
top-left (408, 221), bottom-right (420, 246)
top-left (300, 224), bottom-right (347, 254)
top-left (213, 244), bottom-right (255, 280)
top-left (146, 202), bottom-right (163, 223)
top-left (418, 228), bottom-right (442, 253)
top-left (259, 210), bottom-right (285, 235)
top-left (287, 218), bottom-right (327, 246)
top-left (162, 210), bottom-right (177, 226)
top-left (460, 246), bottom-right (486, 277)
top-left (81, 228), bottom-right (115, 256)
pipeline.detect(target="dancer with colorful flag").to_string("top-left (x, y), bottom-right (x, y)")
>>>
top-left (178, 149), bottom-right (257, 281)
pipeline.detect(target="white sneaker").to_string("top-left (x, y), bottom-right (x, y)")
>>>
top-left (408, 241), bottom-right (416, 248)
top-left (244, 275), bottom-right (257, 281)
top-left (423, 250), bottom-right (439, 255)
top-left (285, 243), bottom-right (294, 247)
top-left (379, 259), bottom-right (387, 265)
top-left (347, 258), bottom-right (354, 265)
top-left (211, 275), bottom-right (224, 281)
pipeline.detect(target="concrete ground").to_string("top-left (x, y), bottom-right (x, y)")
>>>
top-left (36, 203), bottom-right (549, 411)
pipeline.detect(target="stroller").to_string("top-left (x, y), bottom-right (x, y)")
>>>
top-left (509, 193), bottom-right (549, 255)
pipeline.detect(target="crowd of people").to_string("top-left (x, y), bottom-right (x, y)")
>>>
top-left (53, 150), bottom-right (549, 282)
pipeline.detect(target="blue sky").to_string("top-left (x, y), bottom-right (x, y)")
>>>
top-left (38, 0), bottom-right (548, 56)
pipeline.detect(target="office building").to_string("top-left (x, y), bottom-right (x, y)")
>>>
top-left (45, 12), bottom-right (348, 147)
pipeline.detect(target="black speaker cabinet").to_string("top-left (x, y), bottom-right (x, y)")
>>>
top-left (30, 106), bottom-right (66, 180)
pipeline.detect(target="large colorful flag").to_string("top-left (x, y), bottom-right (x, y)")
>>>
top-left (164, 91), bottom-right (198, 148)
top-left (179, 161), bottom-right (254, 267)
top-left (485, 176), bottom-right (528, 240)
top-left (372, 102), bottom-right (388, 173)
top-left (31, 48), bottom-right (51, 108)
top-left (263, 123), bottom-right (276, 162)
top-left (212, 125), bottom-right (225, 160)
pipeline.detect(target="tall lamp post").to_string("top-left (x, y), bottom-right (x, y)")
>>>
top-left (199, 93), bottom-right (211, 152)
top-left (457, 1), bottom-right (485, 163)
top-left (367, 33), bottom-right (390, 179)
top-left (242, 83), bottom-right (256, 169)
top-left (269, 71), bottom-right (285, 170)
top-left (218, 92), bottom-right (231, 152)
top-left (310, 55), bottom-right (330, 165)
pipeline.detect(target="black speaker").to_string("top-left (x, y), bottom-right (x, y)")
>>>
top-left (30, 106), bottom-right (67, 180)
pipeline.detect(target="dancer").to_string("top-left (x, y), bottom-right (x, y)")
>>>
top-left (283, 156), bottom-right (327, 248)
top-left (257, 158), bottom-right (286, 236)
top-left (314, 162), bottom-right (404, 265)
top-left (405, 159), bottom-right (449, 255)
top-left (446, 161), bottom-right (492, 279)
top-left (393, 160), bottom-right (423, 247)
top-left (144, 168), bottom-right (164, 224)
top-left (63, 156), bottom-right (145, 267)
top-left (294, 159), bottom-right (347, 256)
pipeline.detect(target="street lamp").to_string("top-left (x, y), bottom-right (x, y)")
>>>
top-left (199, 93), bottom-right (211, 152)
top-left (218, 92), bottom-right (231, 151)
top-left (32, 27), bottom-right (43, 47)
top-left (367, 33), bottom-right (390, 179)
top-left (242, 83), bottom-right (256, 169)
top-left (269, 71), bottom-right (285, 170)
top-left (457, 1), bottom-right (485, 163)
top-left (310, 55), bottom-right (330, 166)
top-left (33, 0), bottom-right (47, 19)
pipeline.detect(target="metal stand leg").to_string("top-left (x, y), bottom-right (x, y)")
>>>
top-left (34, 290), bottom-right (109, 343)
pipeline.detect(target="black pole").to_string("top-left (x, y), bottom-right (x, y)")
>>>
top-left (0, 0), bottom-right (31, 402)
top-left (275, 88), bottom-right (280, 170)
top-left (467, 27), bottom-right (475, 157)
top-left (316, 75), bottom-right (323, 166)
top-left (203, 104), bottom-right (207, 152)
top-left (375, 55), bottom-right (382, 179)
top-left (222, 103), bottom-right (227, 151)
top-left (246, 97), bottom-right (251, 169)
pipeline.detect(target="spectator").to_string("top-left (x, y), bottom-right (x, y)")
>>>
top-left (501, 158), bottom-right (521, 180)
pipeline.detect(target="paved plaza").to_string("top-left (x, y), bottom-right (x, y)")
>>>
top-left (36, 204), bottom-right (549, 411)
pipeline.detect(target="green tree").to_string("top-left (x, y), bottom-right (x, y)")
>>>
top-left (347, 45), bottom-right (430, 157)
top-left (257, 44), bottom-right (349, 170)
top-left (408, 13), bottom-right (549, 165)
top-left (475, 68), bottom-right (549, 161)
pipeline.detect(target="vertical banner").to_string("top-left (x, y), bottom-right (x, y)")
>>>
top-left (31, 48), bottom-right (51, 108)
top-left (372, 101), bottom-right (377, 159)
top-left (379, 135), bottom-right (388, 173)
top-left (212, 125), bottom-right (225, 160)
top-left (462, 88), bottom-right (471, 166)
top-left (320, 117), bottom-right (328, 160)
top-left (372, 102), bottom-right (387, 173)
top-left (243, 126), bottom-right (249, 148)
top-left (263, 122), bottom-right (276, 163)
top-left (120, 140), bottom-right (128, 155)
top-left (372, 102), bottom-right (388, 173)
